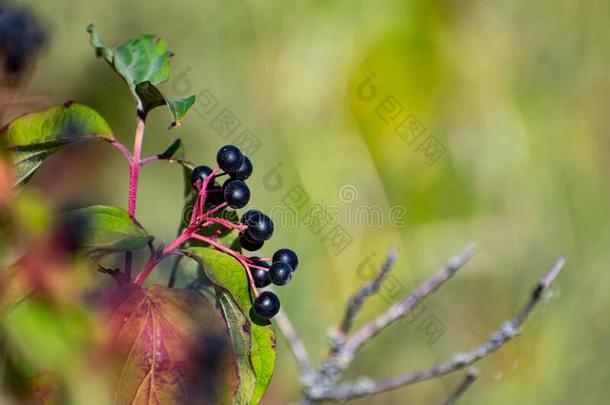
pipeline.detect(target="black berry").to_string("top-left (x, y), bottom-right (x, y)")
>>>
top-left (245, 212), bottom-right (274, 242)
top-left (217, 145), bottom-right (244, 173)
top-left (272, 248), bottom-right (299, 271)
top-left (269, 261), bottom-right (293, 286)
top-left (240, 209), bottom-right (259, 226)
top-left (252, 267), bottom-right (271, 288)
top-left (223, 180), bottom-right (250, 208)
top-left (191, 165), bottom-right (214, 189)
top-left (240, 233), bottom-right (263, 251)
top-left (231, 156), bottom-right (253, 180)
top-left (253, 291), bottom-right (280, 319)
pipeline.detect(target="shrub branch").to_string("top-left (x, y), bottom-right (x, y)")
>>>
top-left (273, 244), bottom-right (565, 404)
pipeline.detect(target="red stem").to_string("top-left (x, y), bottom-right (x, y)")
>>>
top-left (191, 233), bottom-right (259, 297)
top-left (128, 103), bottom-right (146, 217)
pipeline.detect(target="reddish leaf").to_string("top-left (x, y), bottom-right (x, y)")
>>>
top-left (104, 284), bottom-right (237, 404)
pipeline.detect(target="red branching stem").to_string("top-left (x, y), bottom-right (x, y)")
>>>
top-left (249, 264), bottom-right (269, 271)
top-left (205, 216), bottom-right (246, 231)
top-left (110, 139), bottom-right (133, 161)
top-left (133, 231), bottom-right (193, 285)
top-left (191, 233), bottom-right (260, 297)
top-left (204, 202), bottom-right (229, 217)
top-left (133, 166), bottom-right (260, 289)
top-left (140, 155), bottom-right (159, 165)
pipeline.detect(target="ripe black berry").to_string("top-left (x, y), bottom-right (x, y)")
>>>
top-left (252, 267), bottom-right (271, 288)
top-left (240, 233), bottom-right (263, 251)
top-left (269, 261), bottom-right (293, 286)
top-left (253, 291), bottom-right (280, 319)
top-left (240, 209), bottom-right (259, 226)
top-left (223, 180), bottom-right (250, 208)
top-left (272, 248), bottom-right (299, 271)
top-left (231, 156), bottom-right (253, 180)
top-left (217, 145), bottom-right (244, 173)
top-left (245, 212), bottom-right (274, 242)
top-left (191, 165), bottom-right (214, 188)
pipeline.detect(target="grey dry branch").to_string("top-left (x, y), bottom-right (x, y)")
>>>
top-left (275, 308), bottom-right (314, 381)
top-left (335, 243), bottom-right (476, 369)
top-left (272, 244), bottom-right (566, 404)
top-left (440, 368), bottom-right (479, 405)
top-left (338, 247), bottom-right (398, 335)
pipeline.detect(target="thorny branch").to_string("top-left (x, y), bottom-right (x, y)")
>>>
top-left (272, 244), bottom-right (565, 404)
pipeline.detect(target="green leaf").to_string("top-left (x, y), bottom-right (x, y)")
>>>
top-left (184, 247), bottom-right (276, 404)
top-left (216, 290), bottom-right (257, 404)
top-left (1, 102), bottom-right (113, 186)
top-left (249, 323), bottom-right (276, 404)
top-left (87, 25), bottom-right (196, 128)
top-left (167, 95), bottom-right (196, 127)
top-left (105, 284), bottom-right (238, 404)
top-left (60, 205), bottom-right (152, 253)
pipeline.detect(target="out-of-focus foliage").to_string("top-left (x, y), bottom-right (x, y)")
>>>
top-left (1, 0), bottom-right (609, 404)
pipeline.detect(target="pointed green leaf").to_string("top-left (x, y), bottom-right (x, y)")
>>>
top-left (87, 25), bottom-right (196, 128)
top-left (184, 248), bottom-right (276, 404)
top-left (1, 102), bottom-right (113, 185)
top-left (167, 95), bottom-right (196, 128)
top-left (135, 82), bottom-right (196, 128)
top-left (60, 205), bottom-right (152, 253)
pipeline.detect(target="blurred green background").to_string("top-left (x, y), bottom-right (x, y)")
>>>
top-left (14, 0), bottom-right (610, 403)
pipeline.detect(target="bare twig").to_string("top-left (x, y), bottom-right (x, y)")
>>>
top-left (440, 368), bottom-right (478, 405)
top-left (335, 243), bottom-right (476, 368)
top-left (275, 308), bottom-right (314, 381)
top-left (309, 256), bottom-right (566, 402)
top-left (338, 247), bottom-right (398, 335)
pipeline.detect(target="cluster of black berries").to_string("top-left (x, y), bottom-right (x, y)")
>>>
top-left (190, 145), bottom-right (253, 209)
top-left (250, 248), bottom-right (299, 319)
top-left (190, 145), bottom-right (299, 320)
top-left (0, 3), bottom-right (46, 75)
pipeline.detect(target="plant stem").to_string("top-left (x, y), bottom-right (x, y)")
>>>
top-left (128, 103), bottom-right (146, 217)
top-left (191, 233), bottom-right (259, 297)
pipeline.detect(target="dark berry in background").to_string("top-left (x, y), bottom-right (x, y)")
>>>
top-left (0, 3), bottom-right (46, 75)
top-left (253, 291), bottom-right (280, 319)
top-left (272, 248), bottom-right (299, 271)
top-left (216, 145), bottom-right (244, 173)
